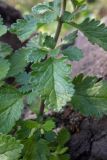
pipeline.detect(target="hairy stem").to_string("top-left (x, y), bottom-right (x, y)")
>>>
top-left (39, 0), bottom-right (67, 116)
top-left (54, 0), bottom-right (67, 44)
top-left (39, 100), bottom-right (45, 116)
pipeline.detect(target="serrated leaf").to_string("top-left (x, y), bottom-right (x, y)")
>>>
top-left (26, 91), bottom-right (41, 114)
top-left (7, 48), bottom-right (29, 77)
top-left (0, 58), bottom-right (10, 80)
top-left (50, 48), bottom-right (60, 57)
top-left (32, 3), bottom-right (57, 24)
top-left (62, 11), bottom-right (74, 23)
top-left (0, 134), bottom-right (23, 160)
top-left (23, 136), bottom-right (49, 160)
top-left (43, 35), bottom-right (56, 49)
top-left (32, 3), bottom-right (53, 15)
top-left (72, 74), bottom-right (107, 117)
top-left (0, 18), bottom-right (7, 36)
top-left (62, 46), bottom-right (83, 61)
top-left (57, 128), bottom-right (70, 146)
top-left (71, 0), bottom-right (86, 7)
top-left (0, 42), bottom-right (13, 58)
top-left (16, 120), bottom-right (40, 139)
top-left (63, 31), bottom-right (78, 45)
top-left (31, 58), bottom-right (74, 110)
top-left (54, 0), bottom-right (61, 15)
top-left (10, 15), bottom-right (37, 41)
top-left (43, 119), bottom-right (55, 131)
top-left (26, 33), bottom-right (44, 49)
top-left (44, 131), bottom-right (56, 142)
top-left (16, 72), bottom-right (32, 93)
top-left (62, 5), bottom-right (86, 23)
top-left (0, 86), bottom-right (24, 133)
top-left (74, 18), bottom-right (107, 51)
top-left (26, 49), bottom-right (47, 63)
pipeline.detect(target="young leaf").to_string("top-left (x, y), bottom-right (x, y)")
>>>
top-left (0, 17), bottom-right (7, 36)
top-left (50, 48), bottom-right (60, 57)
top-left (32, 3), bottom-right (53, 15)
top-left (0, 58), bottom-right (10, 80)
top-left (0, 42), bottom-right (13, 58)
top-left (74, 18), bottom-right (107, 51)
top-left (43, 35), bottom-right (56, 49)
top-left (10, 15), bottom-right (38, 41)
top-left (57, 128), bottom-right (70, 146)
top-left (72, 74), bottom-right (107, 117)
top-left (26, 33), bottom-right (45, 49)
top-left (0, 134), bottom-right (23, 160)
top-left (0, 86), bottom-right (24, 133)
top-left (43, 119), bottom-right (55, 131)
top-left (71, 0), bottom-right (86, 7)
top-left (31, 58), bottom-right (74, 110)
top-left (62, 11), bottom-right (74, 23)
top-left (63, 31), bottom-right (78, 45)
top-left (54, 0), bottom-right (61, 15)
top-left (7, 48), bottom-right (29, 77)
top-left (16, 72), bottom-right (32, 93)
top-left (26, 91), bottom-right (41, 114)
top-left (26, 49), bottom-right (47, 63)
top-left (62, 5), bottom-right (86, 23)
top-left (23, 136), bottom-right (49, 160)
top-left (32, 3), bottom-right (57, 24)
top-left (62, 46), bottom-right (83, 61)
top-left (16, 120), bottom-right (40, 139)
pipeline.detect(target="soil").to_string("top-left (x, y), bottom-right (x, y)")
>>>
top-left (49, 107), bottom-right (107, 160)
top-left (69, 116), bottom-right (107, 160)
top-left (0, 1), bottom-right (22, 50)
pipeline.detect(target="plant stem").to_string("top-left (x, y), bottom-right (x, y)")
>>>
top-left (54, 0), bottom-right (67, 44)
top-left (39, 100), bottom-right (45, 116)
top-left (39, 0), bottom-right (67, 116)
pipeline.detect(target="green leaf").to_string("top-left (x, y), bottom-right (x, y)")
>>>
top-left (0, 86), bottom-right (24, 133)
top-left (54, 0), bottom-right (61, 15)
top-left (23, 136), bottom-right (49, 160)
top-left (16, 72), bottom-right (32, 93)
top-left (43, 35), bottom-right (56, 49)
top-left (62, 5), bottom-right (86, 23)
top-left (43, 119), bottom-right (55, 131)
top-left (74, 18), bottom-right (107, 51)
top-left (27, 91), bottom-right (41, 114)
top-left (0, 134), bottom-right (23, 160)
top-left (7, 48), bottom-right (28, 77)
top-left (32, 3), bottom-right (53, 15)
top-left (0, 42), bottom-right (13, 58)
top-left (32, 3), bottom-right (57, 24)
top-left (0, 58), bottom-right (10, 80)
top-left (10, 15), bottom-right (37, 41)
top-left (44, 131), bottom-right (56, 142)
top-left (63, 31), bottom-right (78, 45)
top-left (26, 33), bottom-right (45, 49)
top-left (26, 49), bottom-right (47, 63)
top-left (57, 128), bottom-right (70, 146)
top-left (31, 58), bottom-right (74, 110)
top-left (16, 120), bottom-right (40, 139)
top-left (50, 48), bottom-right (60, 57)
top-left (71, 0), bottom-right (86, 7)
top-left (0, 18), bottom-right (7, 36)
top-left (62, 46), bottom-right (83, 61)
top-left (72, 74), bottom-right (107, 117)
top-left (62, 11), bottom-right (74, 23)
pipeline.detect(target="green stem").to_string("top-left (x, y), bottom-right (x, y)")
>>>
top-left (54, 0), bottom-right (67, 44)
